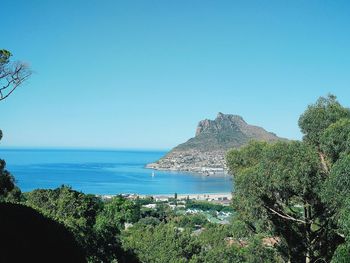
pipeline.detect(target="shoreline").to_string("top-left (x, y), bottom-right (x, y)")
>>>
top-left (101, 192), bottom-right (232, 201)
top-left (149, 169), bottom-right (231, 177)
top-left (146, 165), bottom-right (229, 176)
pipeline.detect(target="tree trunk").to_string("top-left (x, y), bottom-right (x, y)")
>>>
top-left (318, 151), bottom-right (329, 173)
top-left (304, 204), bottom-right (312, 263)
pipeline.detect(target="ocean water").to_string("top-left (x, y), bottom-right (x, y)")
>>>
top-left (0, 149), bottom-right (232, 195)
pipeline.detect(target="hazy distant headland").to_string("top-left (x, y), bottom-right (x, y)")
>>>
top-left (147, 112), bottom-right (286, 174)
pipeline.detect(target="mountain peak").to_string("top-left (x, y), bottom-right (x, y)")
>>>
top-left (216, 112), bottom-right (226, 119)
top-left (147, 113), bottom-right (285, 173)
top-left (196, 113), bottom-right (246, 137)
top-left (216, 112), bottom-right (242, 120)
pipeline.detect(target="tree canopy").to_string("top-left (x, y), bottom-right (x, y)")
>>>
top-left (227, 94), bottom-right (350, 263)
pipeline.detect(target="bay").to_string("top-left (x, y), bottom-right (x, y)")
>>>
top-left (0, 149), bottom-right (232, 195)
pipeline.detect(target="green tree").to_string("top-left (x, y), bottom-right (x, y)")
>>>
top-left (122, 222), bottom-right (201, 263)
top-left (0, 158), bottom-right (21, 202)
top-left (228, 141), bottom-right (329, 262)
top-left (0, 153), bottom-right (17, 203)
top-left (95, 195), bottom-right (141, 230)
top-left (298, 94), bottom-right (350, 147)
top-left (189, 245), bottom-right (245, 263)
top-left (25, 186), bottom-right (102, 261)
top-left (93, 195), bottom-right (141, 263)
top-left (320, 118), bottom-right (350, 164)
top-left (0, 49), bottom-right (30, 202)
top-left (175, 214), bottom-right (208, 230)
top-left (242, 235), bottom-right (283, 263)
top-left (227, 95), bottom-right (350, 262)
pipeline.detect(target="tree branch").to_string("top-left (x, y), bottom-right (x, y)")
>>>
top-left (318, 152), bottom-right (329, 173)
top-left (265, 205), bottom-right (307, 224)
top-left (0, 61), bottom-right (31, 101)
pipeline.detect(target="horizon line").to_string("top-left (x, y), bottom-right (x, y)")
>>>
top-left (0, 146), bottom-right (170, 152)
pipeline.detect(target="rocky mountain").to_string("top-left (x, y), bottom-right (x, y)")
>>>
top-left (146, 113), bottom-right (285, 173)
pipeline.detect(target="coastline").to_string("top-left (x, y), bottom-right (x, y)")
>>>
top-left (101, 192), bottom-right (232, 202)
top-left (141, 192), bottom-right (231, 200)
top-left (146, 167), bottom-right (230, 177)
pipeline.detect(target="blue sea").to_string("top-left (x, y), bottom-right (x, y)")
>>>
top-left (0, 149), bottom-right (232, 195)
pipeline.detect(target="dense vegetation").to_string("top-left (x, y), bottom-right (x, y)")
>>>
top-left (185, 200), bottom-right (234, 213)
top-left (227, 94), bottom-right (350, 262)
top-left (11, 186), bottom-right (279, 262)
top-left (0, 184), bottom-right (278, 263)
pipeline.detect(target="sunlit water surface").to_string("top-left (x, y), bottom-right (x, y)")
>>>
top-left (0, 149), bottom-right (232, 195)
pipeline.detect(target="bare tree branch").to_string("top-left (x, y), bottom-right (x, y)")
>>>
top-left (265, 205), bottom-right (307, 224)
top-left (0, 50), bottom-right (31, 101)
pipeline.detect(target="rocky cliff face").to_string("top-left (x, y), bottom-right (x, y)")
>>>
top-left (147, 113), bottom-right (284, 173)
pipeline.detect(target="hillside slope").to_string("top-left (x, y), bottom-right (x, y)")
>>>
top-left (147, 113), bottom-right (284, 173)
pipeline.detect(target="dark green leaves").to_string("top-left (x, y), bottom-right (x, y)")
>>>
top-left (320, 119), bottom-right (350, 164)
top-left (322, 155), bottom-right (350, 209)
top-left (298, 94), bottom-right (350, 146)
top-left (0, 159), bottom-right (21, 202)
top-left (0, 49), bottom-right (12, 65)
top-left (227, 94), bottom-right (350, 262)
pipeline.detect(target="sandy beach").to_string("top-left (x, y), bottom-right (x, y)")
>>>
top-left (141, 192), bottom-right (231, 200)
top-left (102, 192), bottom-right (232, 201)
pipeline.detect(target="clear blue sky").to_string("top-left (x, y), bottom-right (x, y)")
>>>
top-left (1, 0), bottom-right (349, 149)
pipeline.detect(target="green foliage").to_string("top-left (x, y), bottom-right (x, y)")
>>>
top-left (135, 196), bottom-right (154, 205)
top-left (227, 95), bottom-right (350, 262)
top-left (92, 195), bottom-right (141, 262)
top-left (0, 159), bottom-right (21, 202)
top-left (95, 195), bottom-right (140, 231)
top-left (228, 140), bottom-right (331, 261)
top-left (331, 239), bottom-right (350, 263)
top-left (322, 155), bottom-right (350, 209)
top-left (137, 216), bottom-right (161, 226)
top-left (0, 49), bottom-right (12, 65)
top-left (241, 235), bottom-right (283, 263)
top-left (152, 203), bottom-right (173, 220)
top-left (185, 200), bottom-right (234, 213)
top-left (122, 222), bottom-right (201, 263)
top-left (226, 140), bottom-right (267, 175)
top-left (229, 216), bottom-right (255, 239)
top-left (337, 198), bottom-right (350, 241)
top-left (197, 224), bottom-right (231, 246)
top-left (298, 94), bottom-right (350, 146)
top-left (25, 187), bottom-right (142, 262)
top-left (25, 186), bottom-right (101, 260)
top-left (320, 119), bottom-right (350, 163)
top-left (259, 141), bottom-right (322, 202)
top-left (195, 218), bottom-right (281, 263)
top-left (25, 186), bottom-right (101, 228)
top-left (174, 214), bottom-right (208, 230)
top-left (189, 245), bottom-right (244, 263)
top-left (122, 213), bottom-right (281, 263)
top-left (19, 186), bottom-right (284, 262)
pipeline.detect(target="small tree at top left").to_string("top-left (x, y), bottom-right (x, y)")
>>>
top-left (0, 49), bottom-right (31, 101)
top-left (0, 49), bottom-right (31, 201)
